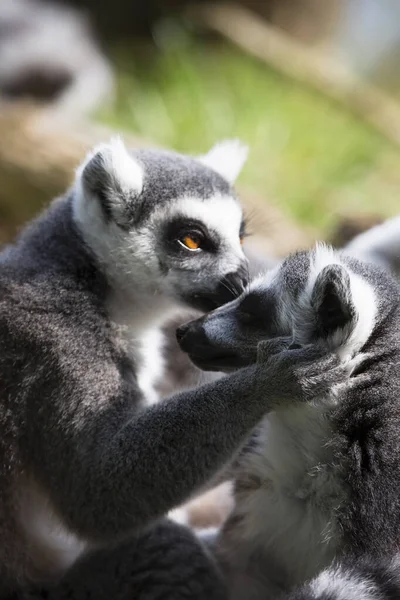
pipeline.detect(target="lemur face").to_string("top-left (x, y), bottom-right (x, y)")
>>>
top-left (73, 138), bottom-right (249, 311)
top-left (178, 245), bottom-right (378, 371)
top-left (154, 193), bottom-right (248, 311)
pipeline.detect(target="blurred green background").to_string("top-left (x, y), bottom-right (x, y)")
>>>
top-left (98, 22), bottom-right (400, 239)
top-left (3, 0), bottom-right (400, 245)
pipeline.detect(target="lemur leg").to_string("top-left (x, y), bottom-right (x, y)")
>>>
top-left (31, 520), bottom-right (227, 600)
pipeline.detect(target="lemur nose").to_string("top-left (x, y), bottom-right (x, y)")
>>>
top-left (176, 323), bottom-right (189, 343)
top-left (176, 319), bottom-right (209, 353)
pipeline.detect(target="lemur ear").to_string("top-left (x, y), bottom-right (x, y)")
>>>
top-left (77, 137), bottom-right (143, 226)
top-left (311, 264), bottom-right (356, 336)
top-left (199, 139), bottom-right (248, 184)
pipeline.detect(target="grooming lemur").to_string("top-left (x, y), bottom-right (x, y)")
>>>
top-left (0, 138), bottom-right (345, 599)
top-left (0, 0), bottom-right (114, 118)
top-left (178, 243), bottom-right (400, 599)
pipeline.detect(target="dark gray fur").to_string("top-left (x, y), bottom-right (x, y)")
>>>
top-left (27, 520), bottom-right (227, 600)
top-left (83, 148), bottom-right (232, 227)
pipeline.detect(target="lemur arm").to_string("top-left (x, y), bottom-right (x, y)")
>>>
top-left (34, 363), bottom-right (266, 541)
top-left (18, 327), bottom-right (344, 544)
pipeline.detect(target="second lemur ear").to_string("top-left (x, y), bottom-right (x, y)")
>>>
top-left (77, 137), bottom-right (143, 227)
top-left (199, 139), bottom-right (248, 184)
top-left (311, 264), bottom-right (357, 337)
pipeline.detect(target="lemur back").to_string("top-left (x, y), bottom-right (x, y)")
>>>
top-left (178, 244), bottom-right (400, 600)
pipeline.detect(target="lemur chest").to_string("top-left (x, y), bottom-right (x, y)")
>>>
top-left (225, 401), bottom-right (345, 586)
top-left (17, 475), bottom-right (88, 582)
top-left (109, 309), bottom-right (166, 406)
top-left (135, 328), bottom-right (165, 405)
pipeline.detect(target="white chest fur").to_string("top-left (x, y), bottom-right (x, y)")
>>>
top-left (225, 399), bottom-right (346, 592)
top-left (136, 327), bottom-right (165, 405)
top-left (107, 292), bottom-right (175, 406)
top-left (18, 476), bottom-right (87, 581)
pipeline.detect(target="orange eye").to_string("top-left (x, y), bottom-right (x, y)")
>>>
top-left (183, 236), bottom-right (199, 249)
top-left (179, 234), bottom-right (202, 251)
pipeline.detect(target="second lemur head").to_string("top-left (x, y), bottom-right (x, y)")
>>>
top-left (178, 244), bottom-right (400, 371)
top-left (73, 137), bottom-right (249, 312)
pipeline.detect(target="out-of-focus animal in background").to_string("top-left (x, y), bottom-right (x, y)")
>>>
top-left (0, 0), bottom-right (114, 119)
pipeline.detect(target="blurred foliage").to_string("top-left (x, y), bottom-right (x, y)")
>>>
top-left (98, 22), bottom-right (400, 237)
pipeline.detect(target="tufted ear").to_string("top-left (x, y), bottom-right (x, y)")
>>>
top-left (76, 137), bottom-right (143, 226)
top-left (311, 264), bottom-right (356, 338)
top-left (199, 139), bottom-right (248, 184)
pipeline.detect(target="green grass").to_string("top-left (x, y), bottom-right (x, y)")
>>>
top-left (98, 24), bottom-right (400, 236)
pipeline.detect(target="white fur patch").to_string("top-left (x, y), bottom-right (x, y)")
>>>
top-left (168, 507), bottom-right (190, 526)
top-left (73, 139), bottom-right (164, 307)
top-left (136, 327), bottom-right (165, 406)
top-left (18, 476), bottom-right (87, 577)
top-left (77, 136), bottom-right (143, 197)
top-left (338, 269), bottom-right (376, 360)
top-left (310, 566), bottom-right (379, 600)
top-left (199, 140), bottom-right (248, 184)
top-left (300, 244), bottom-right (376, 359)
top-left (73, 138), bottom-right (145, 276)
top-left (309, 243), bottom-right (341, 284)
top-left (167, 195), bottom-right (242, 247)
top-left (228, 404), bottom-right (343, 587)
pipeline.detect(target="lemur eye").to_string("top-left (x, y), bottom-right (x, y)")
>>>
top-left (178, 232), bottom-right (203, 252)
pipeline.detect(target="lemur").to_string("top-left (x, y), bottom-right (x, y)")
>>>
top-left (0, 138), bottom-right (346, 599)
top-left (178, 243), bottom-right (400, 600)
top-left (167, 211), bottom-right (400, 531)
top-left (344, 213), bottom-right (400, 277)
top-left (0, 0), bottom-right (114, 119)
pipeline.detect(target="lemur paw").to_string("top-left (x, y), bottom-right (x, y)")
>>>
top-left (332, 352), bottom-right (374, 396)
top-left (256, 342), bottom-right (350, 403)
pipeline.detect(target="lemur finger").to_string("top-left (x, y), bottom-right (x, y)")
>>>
top-left (346, 352), bottom-right (373, 376)
top-left (306, 365), bottom-right (350, 395)
top-left (333, 369), bottom-right (376, 396)
top-left (328, 353), bottom-right (374, 395)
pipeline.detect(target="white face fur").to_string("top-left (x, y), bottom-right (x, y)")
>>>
top-left (72, 138), bottom-right (249, 313)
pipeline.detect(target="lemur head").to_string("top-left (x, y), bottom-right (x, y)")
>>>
top-left (177, 244), bottom-right (398, 371)
top-left (73, 138), bottom-right (249, 312)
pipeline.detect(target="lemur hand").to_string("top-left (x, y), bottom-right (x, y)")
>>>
top-left (256, 341), bottom-right (350, 404)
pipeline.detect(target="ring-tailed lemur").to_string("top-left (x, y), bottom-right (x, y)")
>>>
top-left (0, 138), bottom-right (346, 599)
top-left (0, 0), bottom-right (114, 118)
top-left (177, 243), bottom-right (400, 600)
